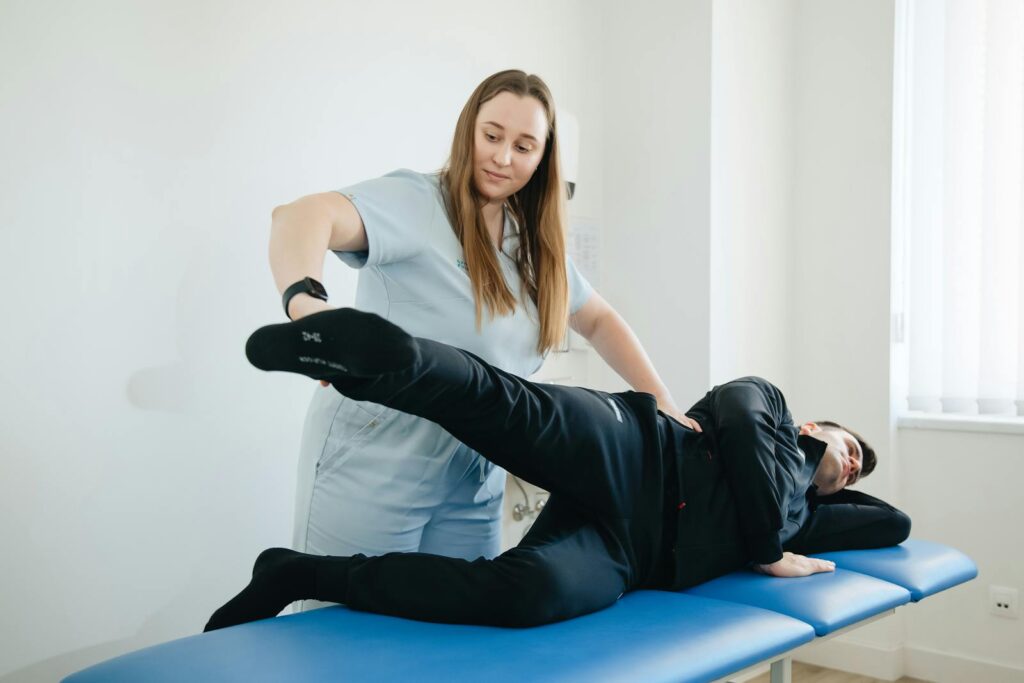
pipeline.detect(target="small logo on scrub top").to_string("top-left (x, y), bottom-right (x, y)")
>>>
top-left (456, 258), bottom-right (468, 273)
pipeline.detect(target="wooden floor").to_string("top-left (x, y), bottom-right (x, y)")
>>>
top-left (748, 662), bottom-right (930, 683)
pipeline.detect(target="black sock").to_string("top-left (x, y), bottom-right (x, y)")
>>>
top-left (245, 308), bottom-right (419, 380)
top-left (203, 548), bottom-right (318, 632)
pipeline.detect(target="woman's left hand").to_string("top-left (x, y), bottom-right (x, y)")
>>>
top-left (658, 400), bottom-right (702, 432)
top-left (572, 294), bottom-right (703, 434)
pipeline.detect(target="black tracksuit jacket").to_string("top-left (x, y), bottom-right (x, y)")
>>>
top-left (666, 376), bottom-right (911, 589)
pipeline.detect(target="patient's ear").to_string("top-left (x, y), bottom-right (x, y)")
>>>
top-left (799, 422), bottom-right (820, 436)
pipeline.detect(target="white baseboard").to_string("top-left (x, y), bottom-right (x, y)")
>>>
top-left (793, 639), bottom-right (1024, 683)
top-left (904, 645), bottom-right (1024, 683)
top-left (794, 638), bottom-right (904, 680)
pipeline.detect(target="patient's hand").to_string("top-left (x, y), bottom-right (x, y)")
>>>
top-left (754, 552), bottom-right (835, 578)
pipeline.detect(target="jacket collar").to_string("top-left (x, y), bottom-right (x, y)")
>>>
top-left (797, 433), bottom-right (828, 470)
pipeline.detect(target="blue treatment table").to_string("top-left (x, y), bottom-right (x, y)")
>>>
top-left (815, 539), bottom-right (978, 601)
top-left (63, 539), bottom-right (976, 683)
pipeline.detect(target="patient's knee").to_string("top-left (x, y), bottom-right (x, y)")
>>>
top-left (499, 561), bottom-right (617, 627)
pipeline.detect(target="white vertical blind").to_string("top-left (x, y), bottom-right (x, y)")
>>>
top-left (903, 0), bottom-right (1024, 416)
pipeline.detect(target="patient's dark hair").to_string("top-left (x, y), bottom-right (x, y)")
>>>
top-left (816, 421), bottom-right (877, 479)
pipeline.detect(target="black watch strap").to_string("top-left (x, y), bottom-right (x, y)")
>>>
top-left (282, 277), bottom-right (328, 319)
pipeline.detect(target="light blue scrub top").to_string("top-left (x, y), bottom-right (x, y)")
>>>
top-left (294, 169), bottom-right (592, 560)
top-left (334, 169), bottom-right (592, 375)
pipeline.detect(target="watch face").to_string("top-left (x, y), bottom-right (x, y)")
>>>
top-left (305, 277), bottom-right (328, 298)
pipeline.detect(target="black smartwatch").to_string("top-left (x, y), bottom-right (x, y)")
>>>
top-left (282, 277), bottom-right (328, 319)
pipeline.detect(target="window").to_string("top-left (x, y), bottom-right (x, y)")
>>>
top-left (894, 0), bottom-right (1024, 418)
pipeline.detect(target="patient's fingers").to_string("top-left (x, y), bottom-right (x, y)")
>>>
top-left (756, 552), bottom-right (836, 577)
top-left (805, 557), bottom-right (836, 575)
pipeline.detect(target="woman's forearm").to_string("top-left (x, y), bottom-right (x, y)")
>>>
top-left (586, 309), bottom-right (674, 404)
top-left (268, 198), bottom-right (334, 295)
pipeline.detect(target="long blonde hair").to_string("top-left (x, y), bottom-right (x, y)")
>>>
top-left (441, 70), bottom-right (569, 355)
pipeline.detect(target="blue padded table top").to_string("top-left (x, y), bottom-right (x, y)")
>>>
top-left (63, 592), bottom-right (814, 683)
top-left (684, 568), bottom-right (911, 637)
top-left (814, 539), bottom-right (978, 601)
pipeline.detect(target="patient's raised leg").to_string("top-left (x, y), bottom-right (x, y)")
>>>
top-left (246, 308), bottom-right (655, 519)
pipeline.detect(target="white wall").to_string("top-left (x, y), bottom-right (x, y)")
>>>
top-left (591, 0), bottom-right (713, 399)
top-left (709, 0), bottom-right (797, 388)
top-left (787, 0), bottom-right (897, 487)
top-left (782, 2), bottom-right (1024, 681)
top-left (699, 2), bottom-right (910, 674)
top-left (0, 2), bottom-right (602, 679)
top-left (785, 0), bottom-right (906, 673)
top-left (600, 0), bottom-right (800, 396)
top-left (899, 428), bottom-right (1024, 680)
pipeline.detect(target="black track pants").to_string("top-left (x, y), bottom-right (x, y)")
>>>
top-left (323, 333), bottom-right (670, 626)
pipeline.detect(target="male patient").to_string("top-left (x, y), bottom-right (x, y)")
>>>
top-left (206, 308), bottom-right (910, 631)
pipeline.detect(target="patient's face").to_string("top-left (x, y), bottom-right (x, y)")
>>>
top-left (802, 424), bottom-right (863, 496)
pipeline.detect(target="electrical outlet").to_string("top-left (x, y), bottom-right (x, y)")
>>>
top-left (989, 585), bottom-right (1019, 619)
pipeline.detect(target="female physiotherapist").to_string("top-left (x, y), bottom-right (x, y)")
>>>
top-left (268, 70), bottom-right (697, 576)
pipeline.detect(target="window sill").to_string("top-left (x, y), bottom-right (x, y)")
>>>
top-left (898, 413), bottom-right (1024, 435)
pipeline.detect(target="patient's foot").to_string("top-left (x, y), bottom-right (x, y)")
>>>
top-left (203, 548), bottom-right (315, 632)
top-left (245, 308), bottom-right (418, 380)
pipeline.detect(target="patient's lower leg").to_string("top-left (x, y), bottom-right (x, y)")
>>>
top-left (203, 548), bottom-right (532, 631)
top-left (204, 537), bottom-right (623, 631)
